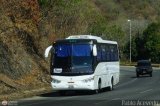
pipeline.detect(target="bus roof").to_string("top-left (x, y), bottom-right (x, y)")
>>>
top-left (66, 35), bottom-right (117, 44)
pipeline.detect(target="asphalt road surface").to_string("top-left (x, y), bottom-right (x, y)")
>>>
top-left (18, 66), bottom-right (160, 106)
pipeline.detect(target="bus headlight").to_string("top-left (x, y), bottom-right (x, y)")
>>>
top-left (52, 78), bottom-right (61, 83)
top-left (82, 77), bottom-right (94, 83)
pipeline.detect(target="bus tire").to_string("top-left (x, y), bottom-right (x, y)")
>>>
top-left (94, 80), bottom-right (101, 94)
top-left (109, 77), bottom-right (114, 91)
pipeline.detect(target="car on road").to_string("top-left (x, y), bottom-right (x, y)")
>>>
top-left (135, 60), bottom-right (153, 77)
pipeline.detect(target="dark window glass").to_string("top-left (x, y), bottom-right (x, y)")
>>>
top-left (53, 44), bottom-right (93, 76)
top-left (55, 44), bottom-right (92, 57)
top-left (97, 45), bottom-right (102, 61)
top-left (96, 44), bottom-right (118, 62)
top-left (101, 45), bottom-right (106, 61)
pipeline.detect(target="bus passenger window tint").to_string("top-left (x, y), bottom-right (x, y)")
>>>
top-left (96, 44), bottom-right (118, 62)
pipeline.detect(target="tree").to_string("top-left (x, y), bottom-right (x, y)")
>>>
top-left (142, 22), bottom-right (160, 63)
top-left (123, 22), bottom-right (160, 63)
top-left (123, 36), bottom-right (137, 61)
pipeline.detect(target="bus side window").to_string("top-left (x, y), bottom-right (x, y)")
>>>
top-left (109, 45), bottom-right (118, 61)
top-left (97, 45), bottom-right (102, 62)
top-left (114, 45), bottom-right (118, 61)
top-left (110, 45), bottom-right (114, 61)
top-left (106, 45), bottom-right (110, 61)
top-left (101, 45), bottom-right (106, 61)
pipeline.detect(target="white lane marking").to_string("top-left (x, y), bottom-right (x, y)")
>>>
top-left (140, 89), bottom-right (153, 94)
top-left (111, 98), bottom-right (121, 100)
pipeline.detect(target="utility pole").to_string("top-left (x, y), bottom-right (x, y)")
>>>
top-left (128, 19), bottom-right (132, 63)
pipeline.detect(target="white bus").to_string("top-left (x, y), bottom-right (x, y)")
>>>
top-left (45, 35), bottom-right (119, 95)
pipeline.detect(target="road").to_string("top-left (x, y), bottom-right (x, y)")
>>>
top-left (18, 66), bottom-right (160, 106)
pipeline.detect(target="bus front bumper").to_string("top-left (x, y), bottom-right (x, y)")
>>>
top-left (51, 81), bottom-right (95, 90)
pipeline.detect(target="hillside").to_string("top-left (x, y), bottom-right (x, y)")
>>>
top-left (0, 0), bottom-right (51, 100)
top-left (0, 0), bottom-right (160, 100)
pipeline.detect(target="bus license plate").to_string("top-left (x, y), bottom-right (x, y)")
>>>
top-left (68, 85), bottom-right (74, 89)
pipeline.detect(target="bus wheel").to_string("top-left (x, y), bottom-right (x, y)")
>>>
top-left (109, 78), bottom-right (114, 91)
top-left (94, 80), bottom-right (101, 94)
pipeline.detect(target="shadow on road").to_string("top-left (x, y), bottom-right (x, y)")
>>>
top-left (39, 91), bottom-right (94, 97)
top-left (39, 89), bottom-right (110, 97)
top-left (131, 75), bottom-right (152, 78)
top-left (39, 91), bottom-right (60, 97)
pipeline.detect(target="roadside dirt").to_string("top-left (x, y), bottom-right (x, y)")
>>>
top-left (0, 73), bottom-right (52, 101)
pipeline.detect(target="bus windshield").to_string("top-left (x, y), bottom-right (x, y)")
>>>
top-left (52, 44), bottom-right (93, 75)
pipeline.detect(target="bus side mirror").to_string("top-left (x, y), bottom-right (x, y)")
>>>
top-left (93, 45), bottom-right (97, 56)
top-left (44, 45), bottom-right (53, 58)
